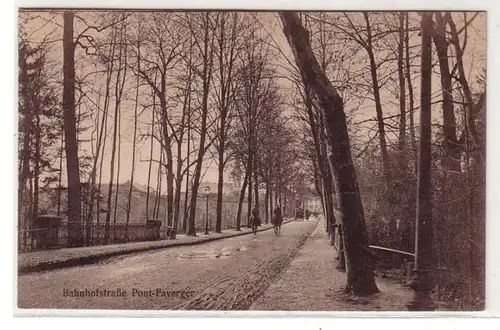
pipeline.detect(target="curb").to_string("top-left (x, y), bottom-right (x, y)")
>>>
top-left (18, 219), bottom-right (293, 275)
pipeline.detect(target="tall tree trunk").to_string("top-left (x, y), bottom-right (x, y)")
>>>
top-left (174, 138), bottom-right (184, 231)
top-left (269, 183), bottom-right (273, 223)
top-left (153, 147), bottom-right (163, 219)
top-left (216, 153), bottom-right (224, 232)
top-left (86, 38), bottom-right (116, 228)
top-left (407, 12), bottom-right (436, 310)
top-left (113, 31), bottom-right (127, 226)
top-left (363, 13), bottom-right (395, 242)
top-left (158, 74), bottom-right (174, 229)
top-left (153, 153), bottom-right (159, 218)
top-left (146, 88), bottom-right (155, 220)
top-left (279, 188), bottom-right (282, 212)
top-left (281, 12), bottom-right (378, 295)
top-left (63, 11), bottom-right (83, 247)
top-left (173, 162), bottom-right (183, 231)
top-left (446, 13), bottom-right (478, 151)
top-left (394, 12), bottom-right (407, 254)
top-left (113, 100), bottom-right (121, 226)
top-left (18, 45), bottom-right (31, 235)
top-left (235, 170), bottom-right (249, 231)
top-left (187, 13), bottom-right (215, 236)
top-left (31, 95), bottom-right (41, 245)
top-left (57, 132), bottom-right (64, 216)
top-left (214, 13), bottom-right (237, 234)
top-left (173, 78), bottom-right (190, 233)
top-left (33, 98), bottom-right (41, 219)
top-left (405, 12), bottom-right (417, 174)
top-left (26, 178), bottom-right (34, 247)
top-left (304, 86), bottom-right (336, 233)
top-left (322, 157), bottom-right (336, 231)
top-left (182, 112), bottom-right (191, 233)
top-left (320, 113), bottom-right (337, 211)
top-left (97, 105), bottom-right (108, 226)
top-left (126, 35), bottom-right (141, 240)
top-left (104, 25), bottom-right (126, 244)
top-left (182, 35), bottom-right (194, 234)
top-left (77, 97), bottom-right (85, 228)
top-left (246, 158), bottom-right (253, 228)
top-left (264, 181), bottom-right (269, 224)
top-left (97, 78), bottom-right (112, 226)
top-left (397, 12), bottom-right (407, 151)
top-left (164, 141), bottom-right (174, 228)
top-left (363, 13), bottom-right (390, 181)
top-left (157, 165), bottom-right (163, 219)
top-left (254, 171), bottom-right (259, 219)
top-left (186, 133), bottom-right (207, 236)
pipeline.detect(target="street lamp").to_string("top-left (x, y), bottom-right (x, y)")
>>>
top-left (204, 186), bottom-right (211, 235)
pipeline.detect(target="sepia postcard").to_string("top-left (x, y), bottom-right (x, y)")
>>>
top-left (15, 7), bottom-right (487, 314)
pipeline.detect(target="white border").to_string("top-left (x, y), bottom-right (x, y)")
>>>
top-left (11, 0), bottom-right (494, 11)
top-left (3, 0), bottom-right (500, 325)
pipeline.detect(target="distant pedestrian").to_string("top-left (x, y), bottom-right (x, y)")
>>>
top-left (250, 205), bottom-right (261, 235)
top-left (272, 205), bottom-right (283, 236)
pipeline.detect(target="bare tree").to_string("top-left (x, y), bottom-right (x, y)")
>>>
top-left (84, 22), bottom-right (118, 231)
top-left (136, 13), bottom-right (183, 229)
top-left (18, 41), bottom-right (34, 236)
top-left (280, 12), bottom-right (379, 295)
top-left (125, 17), bottom-right (142, 239)
top-left (104, 16), bottom-right (128, 244)
top-left (186, 12), bottom-right (217, 236)
top-left (63, 11), bottom-right (83, 247)
top-left (231, 22), bottom-right (278, 227)
top-left (145, 79), bottom-right (156, 220)
top-left (432, 12), bottom-right (461, 172)
top-left (212, 12), bottom-right (241, 233)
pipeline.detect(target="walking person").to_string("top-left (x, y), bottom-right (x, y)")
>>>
top-left (250, 205), bottom-right (261, 235)
top-left (273, 205), bottom-right (283, 236)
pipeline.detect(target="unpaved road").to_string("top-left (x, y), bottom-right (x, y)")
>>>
top-left (18, 220), bottom-right (318, 310)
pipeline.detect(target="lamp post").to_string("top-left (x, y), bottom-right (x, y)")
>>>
top-left (204, 186), bottom-right (210, 235)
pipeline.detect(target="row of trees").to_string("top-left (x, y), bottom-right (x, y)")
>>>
top-left (18, 11), bottom-right (304, 246)
top-left (281, 12), bottom-right (485, 306)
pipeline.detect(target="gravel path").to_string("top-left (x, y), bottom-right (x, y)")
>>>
top-left (251, 217), bottom-right (415, 311)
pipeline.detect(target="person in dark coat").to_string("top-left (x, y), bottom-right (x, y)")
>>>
top-left (251, 205), bottom-right (261, 234)
top-left (272, 205), bottom-right (283, 235)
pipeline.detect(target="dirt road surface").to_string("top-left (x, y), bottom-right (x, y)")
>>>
top-left (18, 220), bottom-right (317, 310)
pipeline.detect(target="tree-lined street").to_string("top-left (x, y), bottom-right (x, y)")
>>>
top-left (17, 10), bottom-right (486, 311)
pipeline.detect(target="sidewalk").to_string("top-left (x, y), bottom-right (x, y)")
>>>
top-left (250, 217), bottom-right (416, 311)
top-left (18, 220), bottom-right (289, 275)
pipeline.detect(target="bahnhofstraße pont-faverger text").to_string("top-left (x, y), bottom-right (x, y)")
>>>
top-left (62, 288), bottom-right (196, 298)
